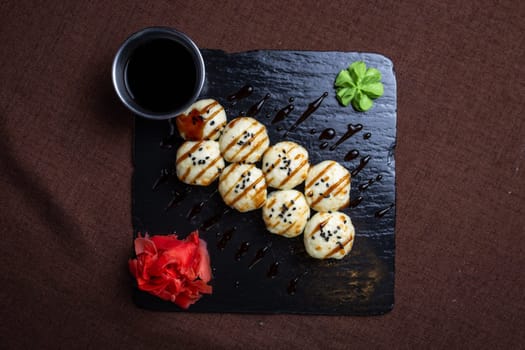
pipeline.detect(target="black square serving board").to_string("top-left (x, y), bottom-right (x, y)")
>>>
top-left (132, 49), bottom-right (396, 315)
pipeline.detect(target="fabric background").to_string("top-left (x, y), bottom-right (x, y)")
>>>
top-left (1, 0), bottom-right (523, 348)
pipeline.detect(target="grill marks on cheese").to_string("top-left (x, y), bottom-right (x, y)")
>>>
top-left (218, 163), bottom-right (267, 212)
top-left (303, 212), bottom-right (355, 260)
top-left (305, 160), bottom-right (351, 212)
top-left (175, 140), bottom-right (224, 186)
top-left (219, 117), bottom-right (270, 163)
top-left (262, 190), bottom-right (310, 238)
top-left (262, 141), bottom-right (309, 190)
top-left (176, 99), bottom-right (227, 141)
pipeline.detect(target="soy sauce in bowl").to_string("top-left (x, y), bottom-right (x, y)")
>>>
top-left (124, 39), bottom-right (196, 114)
top-left (112, 27), bottom-right (205, 120)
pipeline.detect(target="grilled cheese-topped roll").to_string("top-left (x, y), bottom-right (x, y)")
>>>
top-left (262, 141), bottom-right (309, 190)
top-left (219, 117), bottom-right (270, 163)
top-left (218, 163), bottom-right (267, 212)
top-left (262, 190), bottom-right (310, 238)
top-left (176, 140), bottom-right (225, 186)
top-left (303, 211), bottom-right (355, 260)
top-left (304, 160), bottom-right (350, 212)
top-left (176, 99), bottom-right (227, 141)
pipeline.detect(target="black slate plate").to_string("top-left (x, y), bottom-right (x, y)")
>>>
top-left (132, 49), bottom-right (396, 315)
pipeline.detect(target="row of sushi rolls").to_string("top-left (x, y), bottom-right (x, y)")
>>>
top-left (174, 99), bottom-right (355, 260)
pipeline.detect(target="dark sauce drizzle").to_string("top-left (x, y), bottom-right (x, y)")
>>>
top-left (271, 104), bottom-right (294, 124)
top-left (246, 93), bottom-right (271, 117)
top-left (187, 201), bottom-right (205, 219)
top-left (227, 85), bottom-right (254, 101)
top-left (344, 149), bottom-right (360, 161)
top-left (329, 124), bottom-right (363, 151)
top-left (319, 128), bottom-right (336, 140)
top-left (200, 208), bottom-right (231, 232)
top-left (248, 243), bottom-right (272, 269)
top-left (285, 92), bottom-right (328, 135)
top-left (375, 203), bottom-right (394, 218)
top-left (351, 155), bottom-right (371, 177)
top-left (349, 196), bottom-right (364, 208)
top-left (287, 271), bottom-right (308, 295)
top-left (267, 261), bottom-right (280, 278)
top-left (217, 227), bottom-right (236, 250)
top-left (235, 241), bottom-right (251, 261)
top-left (358, 174), bottom-right (383, 191)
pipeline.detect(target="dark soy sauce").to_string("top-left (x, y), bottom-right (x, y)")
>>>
top-left (200, 212), bottom-right (223, 232)
top-left (319, 128), bottom-right (336, 140)
top-left (376, 203), bottom-right (394, 218)
top-left (246, 93), bottom-right (271, 117)
top-left (227, 85), bottom-right (254, 101)
top-left (287, 92), bottom-right (328, 134)
top-left (351, 155), bottom-right (371, 177)
top-left (235, 242), bottom-right (251, 260)
top-left (287, 272), bottom-right (307, 295)
top-left (329, 124), bottom-right (363, 151)
top-left (187, 201), bottom-right (205, 219)
top-left (217, 227), bottom-right (236, 250)
top-left (267, 261), bottom-right (280, 278)
top-left (248, 243), bottom-right (272, 269)
top-left (358, 174), bottom-right (382, 191)
top-left (124, 39), bottom-right (196, 113)
top-left (344, 149), bottom-right (360, 161)
top-left (271, 104), bottom-right (294, 124)
top-left (349, 196), bottom-right (363, 208)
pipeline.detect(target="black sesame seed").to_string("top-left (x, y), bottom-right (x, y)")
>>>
top-left (210, 120), bottom-right (215, 125)
top-left (199, 147), bottom-right (203, 151)
top-left (326, 183), bottom-right (329, 188)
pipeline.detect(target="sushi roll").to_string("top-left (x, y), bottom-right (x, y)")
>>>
top-left (176, 99), bottom-right (227, 140)
top-left (304, 160), bottom-right (350, 212)
top-left (218, 163), bottom-right (267, 212)
top-left (303, 211), bottom-right (355, 259)
top-left (219, 117), bottom-right (270, 163)
top-left (262, 141), bottom-right (309, 190)
top-left (262, 190), bottom-right (310, 238)
top-left (176, 140), bottom-right (225, 186)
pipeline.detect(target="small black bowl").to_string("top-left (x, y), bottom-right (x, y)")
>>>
top-left (112, 27), bottom-right (205, 120)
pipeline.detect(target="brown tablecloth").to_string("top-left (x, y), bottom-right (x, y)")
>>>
top-left (1, 0), bottom-right (524, 348)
